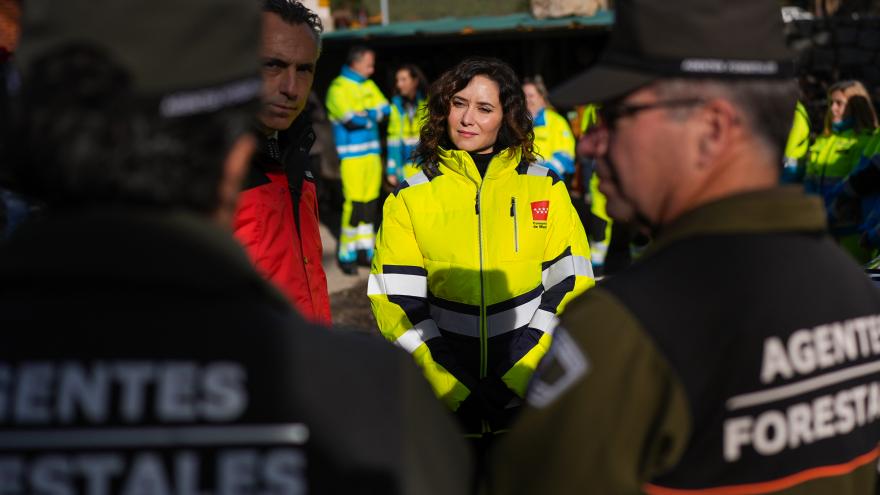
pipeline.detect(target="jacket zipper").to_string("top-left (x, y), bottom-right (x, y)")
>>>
top-left (476, 183), bottom-right (489, 435)
top-left (510, 196), bottom-right (519, 253)
top-left (475, 186), bottom-right (487, 379)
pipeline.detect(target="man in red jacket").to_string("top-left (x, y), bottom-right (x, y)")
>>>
top-left (234, 0), bottom-right (331, 323)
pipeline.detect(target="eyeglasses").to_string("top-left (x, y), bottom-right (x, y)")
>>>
top-left (598, 98), bottom-right (705, 129)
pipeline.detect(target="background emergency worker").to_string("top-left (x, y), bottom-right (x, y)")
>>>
top-left (522, 76), bottom-right (576, 181)
top-left (491, 0), bottom-right (880, 493)
top-left (326, 45), bottom-right (389, 274)
top-left (0, 0), bottom-right (472, 492)
top-left (806, 80), bottom-right (878, 263)
top-left (386, 64), bottom-right (428, 186)
top-left (368, 57), bottom-right (594, 452)
top-left (781, 100), bottom-right (811, 183)
top-left (233, 0), bottom-right (331, 324)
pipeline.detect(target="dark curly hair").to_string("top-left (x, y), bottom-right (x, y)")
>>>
top-left (413, 57), bottom-right (535, 173)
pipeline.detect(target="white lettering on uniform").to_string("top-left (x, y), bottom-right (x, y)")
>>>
top-left (173, 452), bottom-right (200, 495)
top-left (77, 454), bottom-right (123, 495)
top-left (0, 457), bottom-right (23, 493)
top-left (723, 417), bottom-right (753, 462)
top-left (0, 361), bottom-right (249, 425)
top-left (264, 449), bottom-right (307, 495)
top-left (788, 330), bottom-right (816, 375)
top-left (31, 455), bottom-right (71, 495)
top-left (723, 381), bottom-right (880, 462)
top-left (0, 365), bottom-right (10, 423)
top-left (812, 395), bottom-right (835, 440)
top-left (58, 363), bottom-right (109, 424)
top-left (122, 453), bottom-right (172, 495)
top-left (786, 403), bottom-right (812, 448)
top-left (752, 411), bottom-right (787, 456)
top-left (834, 389), bottom-right (855, 435)
top-left (158, 363), bottom-right (198, 422)
top-left (760, 337), bottom-right (793, 384)
top-left (115, 363), bottom-right (154, 423)
top-left (0, 449), bottom-right (308, 494)
top-left (760, 314), bottom-right (880, 384)
top-left (15, 363), bottom-right (53, 424)
top-left (201, 363), bottom-right (247, 422)
top-left (219, 450), bottom-right (258, 495)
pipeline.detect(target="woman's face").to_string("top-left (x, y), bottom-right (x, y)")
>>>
top-left (395, 69), bottom-right (418, 99)
top-left (522, 83), bottom-right (545, 117)
top-left (830, 90), bottom-right (848, 123)
top-left (447, 75), bottom-right (503, 154)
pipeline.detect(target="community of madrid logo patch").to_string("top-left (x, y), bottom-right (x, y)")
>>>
top-left (531, 200), bottom-right (549, 228)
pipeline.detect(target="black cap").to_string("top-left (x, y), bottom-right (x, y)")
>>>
top-left (552, 0), bottom-right (795, 106)
top-left (15, 0), bottom-right (262, 118)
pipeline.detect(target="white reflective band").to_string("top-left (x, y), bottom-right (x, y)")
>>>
top-left (0, 424), bottom-right (309, 449)
top-left (337, 141), bottom-right (381, 154)
top-left (548, 158), bottom-right (565, 175)
top-left (403, 137), bottom-right (420, 146)
top-left (356, 237), bottom-right (375, 250)
top-left (430, 305), bottom-right (480, 337)
top-left (356, 223), bottom-right (375, 236)
top-left (543, 254), bottom-right (593, 289)
top-left (405, 172), bottom-right (429, 187)
top-left (395, 319), bottom-right (441, 354)
top-left (727, 359), bottom-right (880, 411)
top-left (368, 273), bottom-right (428, 297)
top-left (487, 294), bottom-right (541, 338)
top-left (387, 138), bottom-right (403, 147)
top-left (528, 309), bottom-right (559, 335)
top-left (527, 164), bottom-right (550, 177)
top-left (341, 227), bottom-right (358, 239)
top-left (341, 111), bottom-right (357, 122)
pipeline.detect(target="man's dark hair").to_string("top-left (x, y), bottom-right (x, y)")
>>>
top-left (8, 45), bottom-right (255, 214)
top-left (263, 0), bottom-right (323, 47)
top-left (346, 45), bottom-right (373, 66)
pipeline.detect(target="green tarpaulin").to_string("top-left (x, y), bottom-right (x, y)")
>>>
top-left (322, 11), bottom-right (614, 40)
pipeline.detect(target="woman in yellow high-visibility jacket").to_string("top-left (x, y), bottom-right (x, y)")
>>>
top-left (368, 58), bottom-right (594, 442)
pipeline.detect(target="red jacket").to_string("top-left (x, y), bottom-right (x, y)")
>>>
top-left (233, 119), bottom-right (331, 324)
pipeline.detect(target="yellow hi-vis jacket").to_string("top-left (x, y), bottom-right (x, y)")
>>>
top-left (368, 147), bottom-right (594, 432)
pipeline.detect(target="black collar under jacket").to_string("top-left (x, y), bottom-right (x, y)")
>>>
top-left (253, 115), bottom-right (317, 171)
top-left (0, 207), bottom-right (290, 310)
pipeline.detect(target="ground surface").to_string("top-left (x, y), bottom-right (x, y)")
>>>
top-left (321, 223), bottom-right (378, 334)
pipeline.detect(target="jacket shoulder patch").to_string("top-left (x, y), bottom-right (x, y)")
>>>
top-left (527, 326), bottom-right (589, 408)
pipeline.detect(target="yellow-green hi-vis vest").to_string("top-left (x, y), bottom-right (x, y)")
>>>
top-left (368, 147), bottom-right (594, 432)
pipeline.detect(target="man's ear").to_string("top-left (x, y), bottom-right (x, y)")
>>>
top-left (214, 133), bottom-right (256, 227)
top-left (696, 98), bottom-right (739, 170)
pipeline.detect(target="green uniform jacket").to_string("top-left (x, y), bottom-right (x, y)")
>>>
top-left (491, 188), bottom-right (880, 494)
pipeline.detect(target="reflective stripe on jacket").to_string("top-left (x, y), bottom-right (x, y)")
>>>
top-left (368, 147), bottom-right (594, 429)
top-left (325, 66), bottom-right (389, 160)
top-left (386, 94), bottom-right (428, 180)
top-left (533, 108), bottom-right (575, 178)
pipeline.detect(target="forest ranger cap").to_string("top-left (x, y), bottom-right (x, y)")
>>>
top-left (551, 0), bottom-right (795, 107)
top-left (15, 0), bottom-right (262, 118)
